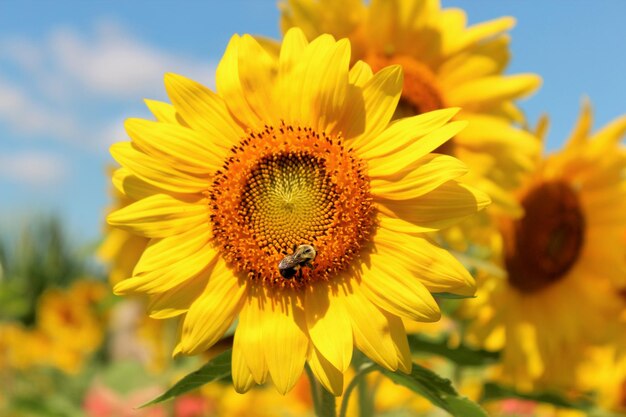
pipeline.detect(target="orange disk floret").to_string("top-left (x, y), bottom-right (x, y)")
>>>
top-left (208, 123), bottom-right (376, 289)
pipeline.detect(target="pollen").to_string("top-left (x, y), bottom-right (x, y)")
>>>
top-left (500, 180), bottom-right (585, 293)
top-left (208, 123), bottom-right (376, 289)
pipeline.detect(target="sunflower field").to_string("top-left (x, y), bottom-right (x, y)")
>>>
top-left (2, 1), bottom-right (626, 416)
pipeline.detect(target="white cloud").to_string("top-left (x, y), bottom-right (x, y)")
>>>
top-left (0, 20), bottom-right (217, 149)
top-left (0, 151), bottom-right (68, 187)
top-left (49, 21), bottom-right (216, 98)
top-left (0, 76), bottom-right (82, 140)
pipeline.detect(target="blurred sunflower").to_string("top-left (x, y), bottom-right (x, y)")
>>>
top-left (464, 101), bottom-right (626, 391)
top-left (99, 177), bottom-right (149, 286)
top-left (107, 28), bottom-right (489, 395)
top-left (280, 0), bottom-right (541, 213)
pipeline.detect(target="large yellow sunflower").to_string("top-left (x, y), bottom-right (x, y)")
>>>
top-left (107, 28), bottom-right (489, 395)
top-left (464, 101), bottom-right (626, 391)
top-left (280, 0), bottom-right (541, 213)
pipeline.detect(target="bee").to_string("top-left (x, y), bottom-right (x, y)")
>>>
top-left (278, 244), bottom-right (317, 280)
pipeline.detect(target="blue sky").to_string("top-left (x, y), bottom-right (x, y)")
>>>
top-left (1, 1), bottom-right (625, 243)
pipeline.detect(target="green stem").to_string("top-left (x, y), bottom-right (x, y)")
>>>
top-left (319, 386), bottom-right (337, 417)
top-left (357, 376), bottom-right (374, 417)
top-left (305, 364), bottom-right (322, 417)
top-left (339, 364), bottom-right (377, 417)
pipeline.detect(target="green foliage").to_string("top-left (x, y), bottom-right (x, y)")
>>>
top-left (407, 334), bottom-right (500, 367)
top-left (0, 216), bottom-right (101, 324)
top-left (480, 382), bottom-right (595, 411)
top-left (142, 349), bottom-right (233, 407)
top-left (377, 363), bottom-right (489, 417)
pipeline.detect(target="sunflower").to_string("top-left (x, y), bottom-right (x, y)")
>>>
top-left (280, 0), bottom-right (541, 213)
top-left (463, 101), bottom-right (626, 391)
top-left (107, 28), bottom-right (489, 395)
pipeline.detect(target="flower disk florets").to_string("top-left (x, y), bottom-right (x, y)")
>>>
top-left (208, 123), bottom-right (376, 289)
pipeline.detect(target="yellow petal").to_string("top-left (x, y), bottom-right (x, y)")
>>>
top-left (113, 242), bottom-right (217, 295)
top-left (112, 168), bottom-right (164, 200)
top-left (384, 309), bottom-right (412, 373)
top-left (447, 74), bottom-right (541, 109)
top-left (340, 284), bottom-right (398, 371)
top-left (144, 99), bottom-right (182, 124)
top-left (307, 346), bottom-right (344, 396)
top-left (110, 142), bottom-right (210, 194)
top-left (279, 35), bottom-right (350, 134)
top-left (348, 60), bottom-right (374, 87)
top-left (304, 282), bottom-right (353, 372)
top-left (165, 72), bottom-right (244, 151)
top-left (360, 251), bottom-right (441, 322)
top-left (278, 27), bottom-right (309, 78)
top-left (236, 286), bottom-right (269, 384)
top-left (180, 259), bottom-right (246, 354)
top-left (343, 65), bottom-right (402, 143)
top-left (377, 214), bottom-right (435, 235)
top-left (232, 329), bottom-right (256, 393)
top-left (107, 193), bottom-right (208, 238)
top-left (216, 35), bottom-right (263, 129)
top-left (438, 35), bottom-right (510, 87)
top-left (367, 120), bottom-right (467, 180)
top-left (565, 98), bottom-right (592, 150)
top-left (460, 16), bottom-right (515, 51)
top-left (358, 108), bottom-right (458, 159)
top-left (377, 180), bottom-right (490, 231)
top-left (125, 118), bottom-right (223, 175)
top-left (147, 273), bottom-right (208, 319)
top-left (371, 153), bottom-right (468, 200)
top-left (236, 35), bottom-right (279, 126)
top-left (264, 290), bottom-right (309, 394)
top-left (133, 226), bottom-right (211, 275)
top-left (374, 227), bottom-right (476, 296)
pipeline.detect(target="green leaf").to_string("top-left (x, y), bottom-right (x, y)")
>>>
top-left (142, 349), bottom-right (232, 407)
top-left (377, 363), bottom-right (488, 417)
top-left (480, 382), bottom-right (594, 411)
top-left (407, 334), bottom-right (500, 367)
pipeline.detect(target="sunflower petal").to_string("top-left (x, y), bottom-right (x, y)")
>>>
top-left (237, 286), bottom-right (269, 384)
top-left (165, 73), bottom-right (244, 151)
top-left (367, 120), bottom-right (467, 180)
top-left (340, 285), bottom-right (398, 370)
top-left (305, 282), bottom-right (353, 372)
top-left (384, 310), bottom-right (412, 373)
top-left (107, 193), bottom-right (208, 238)
top-left (447, 74), bottom-right (541, 109)
top-left (264, 291), bottom-right (309, 394)
top-left (377, 180), bottom-right (490, 231)
top-left (371, 153), bottom-right (468, 200)
top-left (133, 227), bottom-right (211, 275)
top-left (110, 142), bottom-right (210, 194)
top-left (307, 346), bottom-right (344, 396)
top-left (113, 242), bottom-right (217, 295)
top-left (144, 99), bottom-right (181, 124)
top-left (147, 273), bottom-right (208, 319)
top-left (180, 260), bottom-right (246, 354)
top-left (232, 329), bottom-right (256, 393)
top-left (375, 228), bottom-right (476, 296)
top-left (357, 108), bottom-right (458, 158)
top-left (125, 118), bottom-right (223, 174)
top-left (360, 252), bottom-right (441, 322)
top-left (343, 65), bottom-right (403, 144)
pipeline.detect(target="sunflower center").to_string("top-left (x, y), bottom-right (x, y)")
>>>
top-left (208, 124), bottom-right (376, 289)
top-left (501, 181), bottom-right (585, 293)
top-left (366, 53), bottom-right (452, 154)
